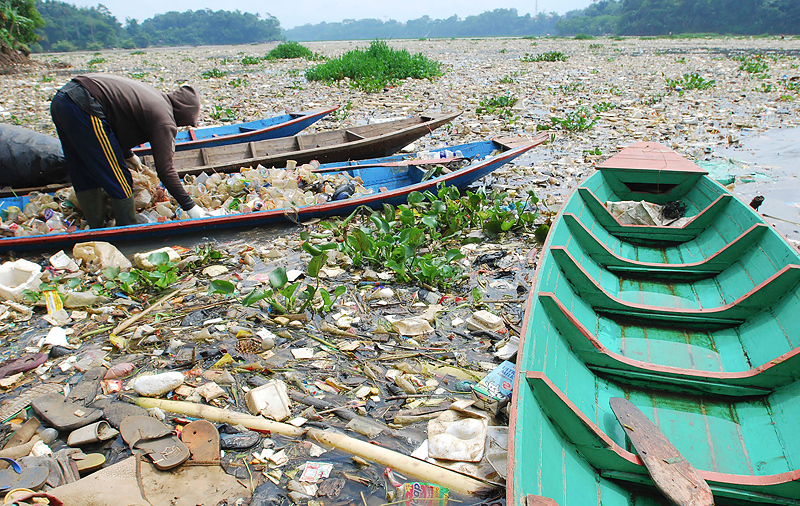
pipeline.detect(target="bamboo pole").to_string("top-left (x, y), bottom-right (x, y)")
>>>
top-left (134, 397), bottom-right (494, 496)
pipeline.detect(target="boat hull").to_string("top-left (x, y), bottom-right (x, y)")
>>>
top-left (0, 135), bottom-right (545, 253)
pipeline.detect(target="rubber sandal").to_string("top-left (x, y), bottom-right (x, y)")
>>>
top-left (73, 453), bottom-right (105, 474)
top-left (66, 420), bottom-right (119, 446)
top-left (0, 459), bottom-right (49, 492)
top-left (89, 398), bottom-right (148, 429)
top-left (30, 393), bottom-right (103, 432)
top-left (66, 367), bottom-right (106, 406)
top-left (0, 384), bottom-right (62, 424)
top-left (119, 416), bottom-right (190, 471)
top-left (3, 489), bottom-right (64, 506)
top-left (179, 420), bottom-right (220, 465)
top-left (0, 354), bottom-right (48, 380)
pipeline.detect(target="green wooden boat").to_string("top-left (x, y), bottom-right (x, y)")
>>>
top-left (508, 142), bottom-right (800, 506)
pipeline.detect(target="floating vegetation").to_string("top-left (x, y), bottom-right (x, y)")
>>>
top-left (305, 40), bottom-right (442, 93)
top-left (521, 51), bottom-right (568, 62)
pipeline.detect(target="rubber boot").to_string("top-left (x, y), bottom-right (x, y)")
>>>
top-left (111, 197), bottom-right (136, 227)
top-left (74, 189), bottom-right (107, 229)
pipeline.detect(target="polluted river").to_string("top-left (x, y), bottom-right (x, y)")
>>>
top-left (0, 36), bottom-right (798, 506)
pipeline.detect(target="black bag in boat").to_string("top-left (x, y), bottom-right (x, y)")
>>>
top-left (0, 123), bottom-right (68, 188)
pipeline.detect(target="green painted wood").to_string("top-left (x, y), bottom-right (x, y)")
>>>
top-left (550, 246), bottom-right (800, 329)
top-left (564, 213), bottom-right (770, 281)
top-left (577, 188), bottom-right (733, 245)
top-left (509, 143), bottom-right (800, 506)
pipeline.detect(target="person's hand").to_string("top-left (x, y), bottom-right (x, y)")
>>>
top-left (125, 154), bottom-right (144, 172)
top-left (186, 205), bottom-right (210, 219)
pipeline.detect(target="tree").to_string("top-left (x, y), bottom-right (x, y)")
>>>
top-left (1, 0), bottom-right (44, 52)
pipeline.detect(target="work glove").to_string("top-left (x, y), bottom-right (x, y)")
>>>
top-left (125, 154), bottom-right (144, 172)
top-left (186, 205), bottom-right (210, 219)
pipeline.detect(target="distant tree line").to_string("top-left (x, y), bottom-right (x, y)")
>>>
top-left (558, 0), bottom-right (800, 36)
top-left (285, 1), bottom-right (800, 40)
top-left (284, 8), bottom-right (560, 41)
top-left (6, 0), bottom-right (798, 55)
top-left (31, 0), bottom-right (282, 52)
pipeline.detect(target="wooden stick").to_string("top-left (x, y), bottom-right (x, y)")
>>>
top-left (111, 289), bottom-right (182, 336)
top-left (134, 397), bottom-right (493, 496)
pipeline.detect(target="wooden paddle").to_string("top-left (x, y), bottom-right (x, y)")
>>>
top-left (609, 397), bottom-right (714, 506)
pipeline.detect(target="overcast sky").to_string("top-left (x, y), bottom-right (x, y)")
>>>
top-left (63, 0), bottom-right (595, 29)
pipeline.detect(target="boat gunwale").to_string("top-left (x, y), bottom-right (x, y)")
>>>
top-left (132, 106), bottom-right (339, 155)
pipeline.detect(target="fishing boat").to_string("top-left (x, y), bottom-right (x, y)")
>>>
top-left (0, 134), bottom-right (546, 253)
top-left (152, 111), bottom-right (462, 176)
top-left (508, 142), bottom-right (800, 505)
top-left (132, 106), bottom-right (338, 155)
top-left (1, 112), bottom-right (460, 199)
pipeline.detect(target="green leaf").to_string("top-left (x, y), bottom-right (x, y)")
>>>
top-left (472, 287), bottom-right (483, 304)
top-left (208, 279), bottom-right (235, 295)
top-left (148, 250), bottom-right (170, 266)
top-left (307, 254), bottom-right (326, 278)
top-left (501, 219), bottom-right (516, 232)
top-left (432, 200), bottom-right (447, 214)
top-left (445, 249), bottom-right (465, 262)
top-left (269, 267), bottom-right (289, 289)
top-left (302, 241), bottom-right (323, 256)
top-left (351, 229), bottom-right (374, 254)
top-left (421, 214), bottom-right (437, 228)
top-left (66, 278), bottom-right (81, 289)
top-left (407, 191), bottom-right (424, 205)
top-left (241, 289), bottom-right (270, 307)
top-left (383, 203), bottom-right (395, 223)
top-left (102, 266), bottom-right (120, 280)
top-left (370, 213), bottom-right (391, 234)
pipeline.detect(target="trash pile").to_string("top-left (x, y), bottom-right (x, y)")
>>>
top-left (0, 214), bottom-right (538, 505)
top-left (0, 161), bottom-right (375, 236)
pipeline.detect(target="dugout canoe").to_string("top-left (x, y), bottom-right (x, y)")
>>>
top-left (0, 112), bottom-right (460, 199)
top-left (0, 134), bottom-right (546, 253)
top-left (509, 142), bottom-right (800, 506)
top-left (132, 106), bottom-right (337, 155)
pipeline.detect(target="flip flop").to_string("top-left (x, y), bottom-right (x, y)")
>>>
top-left (0, 354), bottom-right (48, 380)
top-left (30, 393), bottom-right (103, 432)
top-left (0, 383), bottom-right (62, 424)
top-left (180, 420), bottom-right (220, 464)
top-left (0, 458), bottom-right (49, 492)
top-left (90, 398), bottom-right (148, 429)
top-left (119, 416), bottom-right (190, 471)
top-left (66, 367), bottom-right (106, 406)
top-left (66, 420), bottom-right (119, 446)
top-left (73, 453), bottom-right (105, 474)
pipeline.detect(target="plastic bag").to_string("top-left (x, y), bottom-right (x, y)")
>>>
top-left (0, 124), bottom-right (68, 188)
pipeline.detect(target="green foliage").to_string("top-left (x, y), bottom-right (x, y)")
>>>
top-left (1, 0), bottom-right (44, 50)
top-left (306, 40), bottom-right (442, 93)
top-left (228, 77), bottom-right (247, 88)
top-left (330, 100), bottom-right (352, 121)
top-left (734, 54), bottom-right (770, 77)
top-left (103, 251), bottom-right (180, 295)
top-left (128, 71), bottom-right (147, 79)
top-left (498, 71), bottom-right (522, 83)
top-left (550, 107), bottom-right (598, 131)
top-left (521, 51), bottom-right (568, 62)
top-left (573, 33), bottom-right (594, 39)
top-left (241, 55), bottom-right (261, 65)
top-left (476, 94), bottom-right (518, 117)
top-left (208, 104), bottom-right (235, 122)
top-left (317, 185), bottom-right (539, 291)
top-left (665, 73), bottom-right (715, 92)
top-left (201, 68), bottom-right (227, 79)
top-left (34, 3), bottom-right (282, 53)
top-left (593, 101), bottom-right (616, 112)
top-left (87, 56), bottom-right (105, 67)
top-left (265, 41), bottom-right (320, 60)
top-left (589, 43), bottom-right (603, 49)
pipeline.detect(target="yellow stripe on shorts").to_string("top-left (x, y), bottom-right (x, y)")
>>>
top-left (91, 116), bottom-right (133, 198)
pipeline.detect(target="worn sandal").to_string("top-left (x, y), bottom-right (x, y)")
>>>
top-left (119, 416), bottom-right (190, 471)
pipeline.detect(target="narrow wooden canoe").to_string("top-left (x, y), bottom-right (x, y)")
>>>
top-left (509, 142), bottom-right (800, 506)
top-left (0, 134), bottom-right (546, 253)
top-left (132, 106), bottom-right (338, 155)
top-left (146, 112), bottom-right (462, 176)
top-left (1, 112), bottom-right (460, 199)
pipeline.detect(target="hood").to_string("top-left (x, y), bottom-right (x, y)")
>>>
top-left (167, 85), bottom-right (200, 127)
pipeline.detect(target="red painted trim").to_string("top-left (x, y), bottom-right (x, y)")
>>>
top-left (540, 292), bottom-right (800, 383)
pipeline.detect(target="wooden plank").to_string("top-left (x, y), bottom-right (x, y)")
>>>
top-left (248, 141), bottom-right (257, 158)
top-left (609, 397), bottom-right (713, 506)
top-left (524, 495), bottom-right (559, 506)
top-left (200, 148), bottom-right (210, 166)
